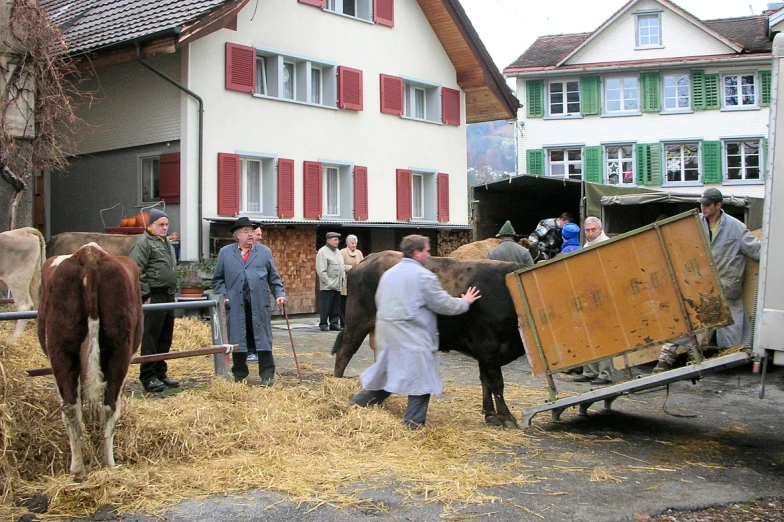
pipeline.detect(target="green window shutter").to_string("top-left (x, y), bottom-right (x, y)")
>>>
top-left (691, 70), bottom-right (705, 110)
top-left (763, 137), bottom-right (769, 179)
top-left (640, 72), bottom-right (661, 112)
top-left (581, 76), bottom-right (601, 115)
top-left (702, 141), bottom-right (723, 183)
top-left (526, 149), bottom-right (544, 175)
top-left (761, 70), bottom-right (772, 107)
top-left (583, 146), bottom-right (602, 183)
top-left (704, 74), bottom-right (720, 110)
top-left (526, 80), bottom-right (544, 118)
top-left (635, 143), bottom-right (661, 185)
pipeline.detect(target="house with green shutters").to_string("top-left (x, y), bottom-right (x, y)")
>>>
top-left (503, 0), bottom-right (775, 200)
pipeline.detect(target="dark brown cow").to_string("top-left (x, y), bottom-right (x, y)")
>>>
top-left (38, 244), bottom-right (143, 478)
top-left (333, 251), bottom-right (526, 428)
top-left (46, 232), bottom-right (139, 258)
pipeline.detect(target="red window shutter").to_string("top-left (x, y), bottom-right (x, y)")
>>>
top-left (298, 0), bottom-right (325, 6)
top-left (353, 166), bottom-right (368, 220)
top-left (277, 158), bottom-right (295, 218)
top-left (441, 87), bottom-right (460, 126)
top-left (396, 169), bottom-right (412, 221)
top-left (338, 66), bottom-right (363, 111)
top-left (158, 152), bottom-right (180, 204)
top-left (217, 153), bottom-right (240, 216)
top-left (303, 161), bottom-right (322, 219)
top-left (380, 74), bottom-right (404, 115)
top-left (225, 42), bottom-right (256, 93)
top-left (373, 0), bottom-right (394, 27)
top-left (437, 173), bottom-right (450, 222)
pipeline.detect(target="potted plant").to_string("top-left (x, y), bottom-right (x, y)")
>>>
top-left (176, 265), bottom-right (210, 297)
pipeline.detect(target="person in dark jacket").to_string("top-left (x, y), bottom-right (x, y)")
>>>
top-left (130, 208), bottom-right (179, 393)
top-left (488, 221), bottom-right (534, 266)
top-left (528, 212), bottom-right (573, 262)
top-left (213, 217), bottom-right (287, 385)
top-left (560, 223), bottom-right (582, 254)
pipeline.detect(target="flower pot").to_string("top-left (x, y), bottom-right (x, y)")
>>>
top-left (179, 287), bottom-right (204, 297)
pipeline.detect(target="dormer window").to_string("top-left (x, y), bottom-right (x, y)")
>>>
top-left (635, 11), bottom-right (662, 48)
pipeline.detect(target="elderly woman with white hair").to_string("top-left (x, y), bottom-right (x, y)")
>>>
top-left (339, 234), bottom-right (364, 329)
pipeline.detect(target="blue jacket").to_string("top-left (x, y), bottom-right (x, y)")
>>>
top-left (561, 223), bottom-right (582, 254)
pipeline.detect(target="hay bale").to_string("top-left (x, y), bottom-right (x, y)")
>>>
top-left (448, 238), bottom-right (502, 260)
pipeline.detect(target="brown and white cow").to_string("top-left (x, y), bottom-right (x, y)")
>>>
top-left (38, 244), bottom-right (143, 478)
top-left (0, 227), bottom-right (46, 336)
top-left (333, 251), bottom-right (527, 428)
top-left (46, 232), bottom-right (139, 258)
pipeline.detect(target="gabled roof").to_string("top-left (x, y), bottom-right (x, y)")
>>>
top-left (505, 0), bottom-right (772, 74)
top-left (41, 0), bottom-right (518, 123)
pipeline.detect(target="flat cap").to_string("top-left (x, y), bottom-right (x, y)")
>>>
top-left (698, 188), bottom-right (723, 205)
top-left (325, 232), bottom-right (341, 239)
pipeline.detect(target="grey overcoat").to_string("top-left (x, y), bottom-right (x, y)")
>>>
top-left (212, 244), bottom-right (286, 352)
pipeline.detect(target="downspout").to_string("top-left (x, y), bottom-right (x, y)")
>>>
top-left (135, 40), bottom-right (205, 261)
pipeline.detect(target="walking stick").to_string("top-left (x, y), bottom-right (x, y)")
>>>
top-left (282, 304), bottom-right (302, 383)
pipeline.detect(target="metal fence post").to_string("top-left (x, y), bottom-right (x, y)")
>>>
top-left (210, 295), bottom-right (231, 380)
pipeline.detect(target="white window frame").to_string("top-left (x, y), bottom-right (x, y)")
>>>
top-left (635, 11), bottom-right (662, 49)
top-left (412, 173), bottom-right (424, 219)
top-left (723, 139), bottom-right (763, 183)
top-left (323, 166), bottom-right (340, 217)
top-left (546, 148), bottom-right (583, 180)
top-left (409, 169), bottom-right (438, 221)
top-left (324, 0), bottom-right (373, 22)
top-left (662, 73), bottom-right (691, 113)
top-left (139, 154), bottom-right (161, 205)
top-left (237, 152), bottom-right (278, 216)
top-left (603, 144), bottom-right (636, 186)
top-left (604, 76), bottom-right (640, 115)
top-left (311, 66), bottom-right (322, 105)
top-left (319, 160), bottom-right (354, 219)
top-left (722, 72), bottom-right (758, 110)
top-left (402, 77), bottom-right (442, 124)
top-left (254, 47), bottom-right (337, 109)
top-left (548, 79), bottom-right (581, 117)
top-left (663, 142), bottom-right (701, 185)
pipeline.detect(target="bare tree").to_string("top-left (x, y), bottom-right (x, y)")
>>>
top-left (1, 0), bottom-right (82, 230)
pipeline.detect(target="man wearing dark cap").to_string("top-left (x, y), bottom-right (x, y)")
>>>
top-left (316, 232), bottom-right (345, 331)
top-left (488, 220), bottom-right (533, 266)
top-left (654, 188), bottom-right (761, 372)
top-left (130, 208), bottom-right (179, 392)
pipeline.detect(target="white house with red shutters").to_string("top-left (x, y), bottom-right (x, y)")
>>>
top-left (42, 0), bottom-right (518, 271)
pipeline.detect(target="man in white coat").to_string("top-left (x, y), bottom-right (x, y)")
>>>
top-left (350, 235), bottom-right (481, 429)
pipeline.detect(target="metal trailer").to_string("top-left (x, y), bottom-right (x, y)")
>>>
top-left (506, 211), bottom-right (752, 426)
top-left (754, 33), bottom-right (784, 385)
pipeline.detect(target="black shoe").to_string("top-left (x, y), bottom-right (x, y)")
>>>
top-left (572, 375), bottom-right (595, 383)
top-left (143, 378), bottom-right (165, 393)
top-left (320, 326), bottom-right (329, 331)
top-left (159, 377), bottom-right (180, 388)
top-left (590, 378), bottom-right (612, 385)
top-left (329, 325), bottom-right (343, 331)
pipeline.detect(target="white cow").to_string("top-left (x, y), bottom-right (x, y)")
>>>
top-left (0, 227), bottom-right (46, 336)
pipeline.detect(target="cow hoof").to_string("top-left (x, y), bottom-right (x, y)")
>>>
top-left (484, 414), bottom-right (503, 427)
top-left (501, 418), bottom-right (520, 429)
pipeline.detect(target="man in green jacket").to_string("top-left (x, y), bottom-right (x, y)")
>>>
top-left (130, 209), bottom-right (179, 393)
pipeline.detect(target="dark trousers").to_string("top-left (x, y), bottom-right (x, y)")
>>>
top-left (350, 389), bottom-right (432, 429)
top-left (231, 298), bottom-right (275, 382)
top-left (320, 290), bottom-right (341, 329)
top-left (340, 295), bottom-right (347, 328)
top-left (139, 292), bottom-right (175, 385)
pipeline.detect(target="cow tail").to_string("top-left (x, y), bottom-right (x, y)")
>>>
top-left (80, 257), bottom-right (106, 421)
top-left (331, 330), bottom-right (343, 355)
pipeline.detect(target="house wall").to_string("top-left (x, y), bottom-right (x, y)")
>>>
top-left (182, 0), bottom-right (468, 260)
top-left (49, 142), bottom-right (181, 235)
top-left (569, 0), bottom-right (735, 65)
top-left (73, 53), bottom-right (181, 155)
top-left (515, 63), bottom-right (770, 200)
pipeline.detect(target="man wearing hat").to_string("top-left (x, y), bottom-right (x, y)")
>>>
top-left (213, 217), bottom-right (286, 384)
top-left (316, 232), bottom-right (345, 331)
top-left (130, 209), bottom-right (179, 393)
top-left (487, 220), bottom-right (534, 266)
top-left (654, 188), bottom-right (761, 372)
